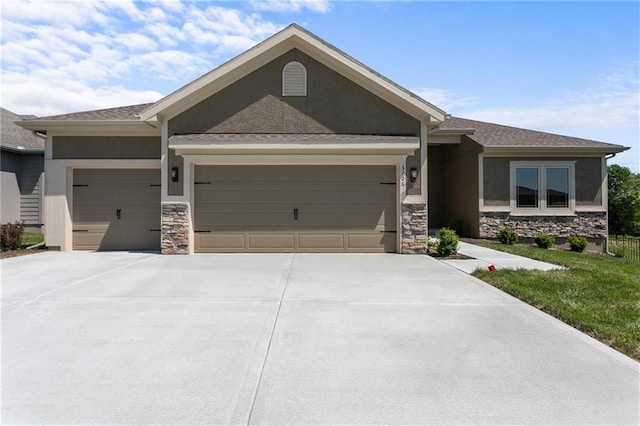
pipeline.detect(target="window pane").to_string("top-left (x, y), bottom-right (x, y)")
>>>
top-left (547, 167), bottom-right (569, 208)
top-left (516, 168), bottom-right (538, 207)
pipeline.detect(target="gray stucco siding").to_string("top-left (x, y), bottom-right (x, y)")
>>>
top-left (168, 49), bottom-right (420, 136)
top-left (482, 156), bottom-right (604, 207)
top-left (53, 136), bottom-right (160, 159)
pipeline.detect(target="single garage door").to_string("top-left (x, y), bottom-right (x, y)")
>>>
top-left (73, 169), bottom-right (160, 250)
top-left (194, 165), bottom-right (396, 252)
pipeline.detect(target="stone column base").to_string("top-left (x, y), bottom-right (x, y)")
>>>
top-left (161, 202), bottom-right (190, 254)
top-left (401, 201), bottom-right (427, 254)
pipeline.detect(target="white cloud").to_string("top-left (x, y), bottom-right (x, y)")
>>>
top-left (0, 0), bottom-right (288, 115)
top-left (0, 0), bottom-right (110, 26)
top-left (411, 87), bottom-right (477, 113)
top-left (1, 71), bottom-right (162, 116)
top-left (250, 0), bottom-right (331, 14)
top-left (113, 33), bottom-right (159, 51)
top-left (460, 63), bottom-right (639, 132)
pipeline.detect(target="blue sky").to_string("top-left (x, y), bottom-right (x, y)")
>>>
top-left (2, 0), bottom-right (638, 171)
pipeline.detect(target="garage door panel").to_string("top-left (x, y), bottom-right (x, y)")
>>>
top-left (297, 233), bottom-right (344, 250)
top-left (198, 212), bottom-right (246, 229)
top-left (248, 233), bottom-right (295, 250)
top-left (196, 189), bottom-right (245, 203)
top-left (73, 169), bottom-right (160, 251)
top-left (196, 233), bottom-right (245, 252)
top-left (119, 190), bottom-right (161, 204)
top-left (194, 165), bottom-right (396, 253)
top-left (245, 189), bottom-right (295, 203)
top-left (348, 233), bottom-right (395, 251)
top-left (246, 212), bottom-right (291, 228)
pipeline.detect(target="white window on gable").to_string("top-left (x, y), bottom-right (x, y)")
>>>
top-left (510, 161), bottom-right (575, 214)
top-left (282, 61), bottom-right (307, 96)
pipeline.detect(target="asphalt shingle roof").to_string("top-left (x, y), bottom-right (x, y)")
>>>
top-left (441, 116), bottom-right (622, 150)
top-left (32, 103), bottom-right (155, 121)
top-left (1, 108), bottom-right (45, 150)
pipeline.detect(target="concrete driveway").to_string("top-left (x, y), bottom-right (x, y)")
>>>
top-left (2, 252), bottom-right (638, 425)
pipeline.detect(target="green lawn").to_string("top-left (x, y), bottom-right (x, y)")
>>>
top-left (472, 243), bottom-right (640, 361)
top-left (20, 232), bottom-right (44, 248)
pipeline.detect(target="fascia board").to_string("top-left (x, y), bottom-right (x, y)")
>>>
top-left (482, 146), bottom-right (630, 156)
top-left (428, 128), bottom-right (476, 135)
top-left (139, 26), bottom-right (447, 123)
top-left (171, 141), bottom-right (419, 156)
top-left (16, 120), bottom-right (161, 136)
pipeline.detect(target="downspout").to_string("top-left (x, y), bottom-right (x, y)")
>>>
top-left (604, 152), bottom-right (616, 255)
top-left (26, 241), bottom-right (45, 250)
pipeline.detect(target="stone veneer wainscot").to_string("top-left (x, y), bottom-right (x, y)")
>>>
top-left (162, 203), bottom-right (190, 254)
top-left (401, 201), bottom-right (427, 254)
top-left (479, 211), bottom-right (608, 239)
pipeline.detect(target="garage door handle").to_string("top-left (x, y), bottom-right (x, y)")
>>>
top-left (293, 208), bottom-right (299, 220)
top-left (116, 208), bottom-right (121, 220)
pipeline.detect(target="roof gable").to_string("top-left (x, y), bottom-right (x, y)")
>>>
top-left (139, 24), bottom-right (447, 123)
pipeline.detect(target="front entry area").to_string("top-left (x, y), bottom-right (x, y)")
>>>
top-left (72, 169), bottom-right (161, 250)
top-left (194, 165), bottom-right (397, 252)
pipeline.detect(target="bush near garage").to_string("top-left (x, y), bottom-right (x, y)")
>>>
top-left (534, 234), bottom-right (555, 249)
top-left (498, 228), bottom-right (519, 245)
top-left (436, 227), bottom-right (459, 256)
top-left (1, 222), bottom-right (25, 252)
top-left (567, 235), bottom-right (589, 252)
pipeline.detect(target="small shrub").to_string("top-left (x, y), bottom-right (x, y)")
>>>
top-left (534, 234), bottom-right (555, 249)
top-left (498, 228), bottom-right (518, 245)
top-left (436, 227), bottom-right (459, 256)
top-left (567, 235), bottom-right (588, 252)
top-left (1, 222), bottom-right (25, 252)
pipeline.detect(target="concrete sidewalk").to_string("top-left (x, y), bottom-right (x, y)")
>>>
top-left (441, 241), bottom-right (564, 273)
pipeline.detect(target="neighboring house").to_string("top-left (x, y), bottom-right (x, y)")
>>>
top-left (1, 107), bottom-right (45, 229)
top-left (16, 24), bottom-right (628, 253)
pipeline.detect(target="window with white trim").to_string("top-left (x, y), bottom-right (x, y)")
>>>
top-left (510, 161), bottom-right (575, 213)
top-left (282, 61), bottom-right (307, 96)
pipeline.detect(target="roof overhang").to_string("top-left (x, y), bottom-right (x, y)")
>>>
top-left (15, 120), bottom-right (161, 136)
top-left (169, 134), bottom-right (419, 156)
top-left (428, 128), bottom-right (475, 136)
top-left (481, 145), bottom-right (631, 156)
top-left (140, 25), bottom-right (447, 124)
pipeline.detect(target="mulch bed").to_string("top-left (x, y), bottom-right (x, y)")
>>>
top-left (426, 248), bottom-right (475, 260)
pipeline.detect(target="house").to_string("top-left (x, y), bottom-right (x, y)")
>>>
top-left (1, 108), bottom-right (45, 229)
top-left (16, 24), bottom-right (628, 254)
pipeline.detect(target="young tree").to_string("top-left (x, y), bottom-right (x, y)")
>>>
top-left (608, 164), bottom-right (640, 236)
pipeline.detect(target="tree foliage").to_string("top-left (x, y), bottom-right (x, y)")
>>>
top-left (608, 164), bottom-right (640, 236)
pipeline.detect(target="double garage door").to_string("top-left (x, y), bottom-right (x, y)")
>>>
top-left (73, 169), bottom-right (161, 250)
top-left (194, 165), bottom-right (397, 252)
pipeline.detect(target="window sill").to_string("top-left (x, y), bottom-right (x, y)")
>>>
top-left (509, 209), bottom-right (576, 217)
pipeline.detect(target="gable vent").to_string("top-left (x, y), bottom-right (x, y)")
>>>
top-left (282, 61), bottom-right (307, 96)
